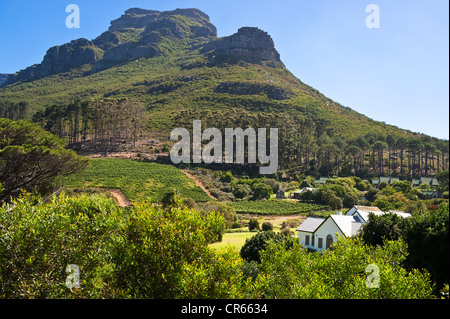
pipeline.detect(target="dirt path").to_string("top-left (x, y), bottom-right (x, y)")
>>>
top-left (105, 188), bottom-right (132, 207)
top-left (69, 187), bottom-right (132, 207)
top-left (181, 169), bottom-right (216, 200)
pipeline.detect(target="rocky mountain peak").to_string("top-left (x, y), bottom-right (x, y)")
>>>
top-left (202, 26), bottom-right (282, 67)
top-left (109, 8), bottom-right (216, 35)
top-left (2, 8), bottom-right (282, 86)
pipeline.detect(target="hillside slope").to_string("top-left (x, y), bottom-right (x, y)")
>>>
top-left (2, 7), bottom-right (445, 177)
top-left (0, 8), bottom-right (412, 139)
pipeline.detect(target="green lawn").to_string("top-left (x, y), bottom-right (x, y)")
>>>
top-left (209, 232), bottom-right (256, 251)
top-left (63, 158), bottom-right (212, 203)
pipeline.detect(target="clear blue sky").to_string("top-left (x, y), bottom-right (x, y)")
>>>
top-left (0, 0), bottom-right (448, 139)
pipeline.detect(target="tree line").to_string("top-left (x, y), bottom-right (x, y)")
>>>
top-left (2, 98), bottom-right (448, 178)
top-left (173, 108), bottom-right (449, 179)
top-left (0, 101), bottom-right (29, 121)
top-left (32, 99), bottom-right (146, 152)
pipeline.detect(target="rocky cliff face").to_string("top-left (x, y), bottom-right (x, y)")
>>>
top-left (0, 74), bottom-right (9, 87)
top-left (4, 39), bottom-right (102, 86)
top-left (3, 8), bottom-right (282, 86)
top-left (202, 27), bottom-right (282, 67)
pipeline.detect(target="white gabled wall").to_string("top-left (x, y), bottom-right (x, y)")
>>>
top-left (311, 218), bottom-right (345, 251)
top-left (297, 231), bottom-right (314, 250)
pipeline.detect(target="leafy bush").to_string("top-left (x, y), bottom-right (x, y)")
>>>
top-left (240, 231), bottom-right (286, 263)
top-left (252, 183), bottom-right (273, 200)
top-left (0, 118), bottom-right (88, 203)
top-left (261, 222), bottom-right (274, 231)
top-left (0, 193), bottom-right (227, 299)
top-left (360, 204), bottom-right (449, 292)
top-left (261, 178), bottom-right (280, 193)
top-left (248, 218), bottom-right (260, 232)
top-left (0, 193), bottom-right (123, 298)
top-left (257, 237), bottom-right (433, 298)
top-left (233, 184), bottom-right (251, 199)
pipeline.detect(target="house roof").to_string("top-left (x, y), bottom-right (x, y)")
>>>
top-left (315, 177), bottom-right (329, 184)
top-left (355, 210), bottom-right (384, 223)
top-left (388, 210), bottom-right (412, 218)
top-left (292, 187), bottom-right (317, 194)
top-left (431, 178), bottom-right (440, 186)
top-left (329, 215), bottom-right (364, 237)
top-left (380, 176), bottom-right (390, 183)
top-left (345, 205), bottom-right (382, 220)
top-left (353, 205), bottom-right (383, 213)
top-left (357, 209), bottom-right (411, 222)
top-left (296, 217), bottom-right (325, 233)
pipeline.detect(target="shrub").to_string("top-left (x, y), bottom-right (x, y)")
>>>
top-left (221, 171), bottom-right (234, 183)
top-left (233, 184), bottom-right (250, 199)
top-left (0, 193), bottom-right (124, 298)
top-left (261, 178), bottom-right (280, 193)
top-left (252, 183), bottom-right (273, 200)
top-left (257, 237), bottom-right (434, 298)
top-left (378, 181), bottom-right (389, 190)
top-left (343, 192), bottom-right (359, 208)
top-left (248, 218), bottom-right (260, 232)
top-left (240, 231), bottom-right (285, 263)
top-left (286, 181), bottom-right (299, 191)
top-left (261, 222), bottom-right (273, 232)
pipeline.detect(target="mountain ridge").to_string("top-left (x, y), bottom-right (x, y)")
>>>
top-left (3, 8), bottom-right (282, 86)
top-left (0, 7), bottom-right (444, 150)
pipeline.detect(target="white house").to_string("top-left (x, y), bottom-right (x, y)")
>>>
top-left (296, 206), bottom-right (411, 251)
top-left (345, 205), bottom-right (384, 223)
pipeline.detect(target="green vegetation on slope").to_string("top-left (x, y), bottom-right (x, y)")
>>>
top-left (63, 158), bottom-right (211, 203)
top-left (229, 199), bottom-right (327, 215)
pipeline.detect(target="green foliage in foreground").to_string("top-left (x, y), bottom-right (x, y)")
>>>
top-left (258, 237), bottom-right (433, 299)
top-left (0, 194), bottom-right (436, 299)
top-left (229, 199), bottom-right (327, 215)
top-left (0, 193), bottom-right (235, 298)
top-left (63, 158), bottom-right (211, 203)
top-left (0, 118), bottom-right (88, 203)
top-left (360, 205), bottom-right (449, 291)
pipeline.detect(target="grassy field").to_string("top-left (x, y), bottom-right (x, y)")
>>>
top-left (63, 158), bottom-right (212, 203)
top-left (209, 232), bottom-right (256, 251)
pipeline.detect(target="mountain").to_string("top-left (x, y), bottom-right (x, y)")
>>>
top-left (2, 7), bottom-right (444, 173)
top-left (0, 74), bottom-right (8, 87)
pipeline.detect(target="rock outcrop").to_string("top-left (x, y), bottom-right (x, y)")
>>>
top-left (4, 39), bottom-right (103, 86)
top-left (0, 74), bottom-right (9, 87)
top-left (3, 9), bottom-right (282, 86)
top-left (202, 27), bottom-right (283, 67)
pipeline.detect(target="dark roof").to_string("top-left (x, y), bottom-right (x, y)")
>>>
top-left (296, 217), bottom-right (325, 233)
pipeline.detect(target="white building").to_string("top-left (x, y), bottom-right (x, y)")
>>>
top-left (296, 206), bottom-right (411, 251)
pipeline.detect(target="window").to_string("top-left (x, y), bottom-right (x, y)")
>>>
top-left (326, 235), bottom-right (333, 249)
top-left (318, 237), bottom-right (323, 249)
top-left (312, 234), bottom-right (315, 247)
top-left (305, 235), bottom-right (310, 245)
